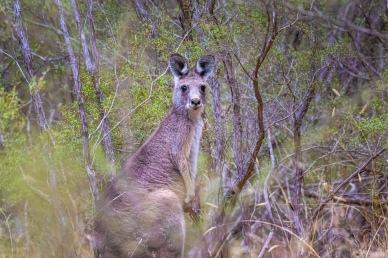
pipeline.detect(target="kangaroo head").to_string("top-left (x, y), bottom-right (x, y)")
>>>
top-left (169, 54), bottom-right (215, 119)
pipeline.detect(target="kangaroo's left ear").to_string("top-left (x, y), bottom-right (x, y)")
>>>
top-left (195, 55), bottom-right (216, 80)
top-left (169, 53), bottom-right (189, 81)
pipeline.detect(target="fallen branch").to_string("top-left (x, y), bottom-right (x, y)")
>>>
top-left (305, 190), bottom-right (387, 206)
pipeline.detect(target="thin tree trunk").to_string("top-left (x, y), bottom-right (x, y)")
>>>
top-left (223, 53), bottom-right (245, 178)
top-left (70, 0), bottom-right (116, 173)
top-left (209, 77), bottom-right (225, 176)
top-left (290, 82), bottom-right (316, 236)
top-left (131, 0), bottom-right (150, 21)
top-left (130, 0), bottom-right (158, 38)
top-left (207, 0), bottom-right (245, 181)
top-left (12, 0), bottom-right (47, 130)
top-left (177, 0), bottom-right (193, 39)
top-left (70, 0), bottom-right (93, 71)
top-left (290, 119), bottom-right (305, 235)
top-left (53, 0), bottom-right (99, 203)
top-left (87, 0), bottom-right (116, 170)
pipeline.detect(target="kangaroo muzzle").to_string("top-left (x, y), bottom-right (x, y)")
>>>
top-left (189, 97), bottom-right (202, 110)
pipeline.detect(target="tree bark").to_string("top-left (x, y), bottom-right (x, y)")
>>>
top-left (209, 77), bottom-right (226, 179)
top-left (12, 0), bottom-right (47, 130)
top-left (206, 0), bottom-right (246, 183)
top-left (289, 70), bottom-right (317, 236)
top-left (87, 0), bottom-right (116, 170)
top-left (131, 0), bottom-right (150, 21)
top-left (53, 0), bottom-right (99, 203)
top-left (177, 0), bottom-right (193, 39)
top-left (70, 0), bottom-right (116, 172)
top-left (223, 53), bottom-right (245, 179)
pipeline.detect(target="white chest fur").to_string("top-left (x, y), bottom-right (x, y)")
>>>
top-left (189, 119), bottom-right (203, 178)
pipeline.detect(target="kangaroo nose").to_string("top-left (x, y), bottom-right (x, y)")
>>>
top-left (191, 98), bottom-right (201, 106)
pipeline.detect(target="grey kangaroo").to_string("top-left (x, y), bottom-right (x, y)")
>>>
top-left (94, 54), bottom-right (216, 258)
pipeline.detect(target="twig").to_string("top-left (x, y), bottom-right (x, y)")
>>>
top-left (257, 230), bottom-right (274, 258)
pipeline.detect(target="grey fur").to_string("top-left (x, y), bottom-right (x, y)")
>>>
top-left (94, 54), bottom-right (216, 258)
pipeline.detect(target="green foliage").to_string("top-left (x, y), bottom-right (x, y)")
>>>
top-left (356, 116), bottom-right (387, 136)
top-left (203, 23), bottom-right (229, 43)
top-left (0, 87), bottom-right (20, 131)
top-left (0, 87), bottom-right (24, 148)
top-left (151, 15), bottom-right (178, 60)
top-left (129, 75), bottom-right (172, 142)
top-left (55, 102), bottom-right (81, 149)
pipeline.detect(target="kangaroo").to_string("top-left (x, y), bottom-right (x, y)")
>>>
top-left (94, 54), bottom-right (216, 258)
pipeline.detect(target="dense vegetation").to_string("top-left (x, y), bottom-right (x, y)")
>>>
top-left (0, 0), bottom-right (387, 257)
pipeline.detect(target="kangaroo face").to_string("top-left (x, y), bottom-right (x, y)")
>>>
top-left (175, 75), bottom-right (206, 112)
top-left (169, 54), bottom-right (215, 117)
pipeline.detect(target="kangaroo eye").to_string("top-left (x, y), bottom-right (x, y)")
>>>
top-left (180, 85), bottom-right (188, 92)
top-left (200, 85), bottom-right (206, 92)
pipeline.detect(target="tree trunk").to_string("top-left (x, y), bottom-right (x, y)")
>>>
top-left (131, 0), bottom-right (150, 21)
top-left (53, 0), bottom-right (99, 203)
top-left (177, 0), bottom-right (193, 39)
top-left (70, 0), bottom-right (116, 173)
top-left (223, 53), bottom-right (245, 178)
top-left (87, 0), bottom-right (116, 170)
top-left (12, 0), bottom-right (47, 130)
top-left (209, 78), bottom-right (225, 177)
top-left (290, 83), bottom-right (316, 236)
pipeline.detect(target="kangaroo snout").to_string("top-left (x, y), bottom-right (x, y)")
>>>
top-left (191, 98), bottom-right (201, 106)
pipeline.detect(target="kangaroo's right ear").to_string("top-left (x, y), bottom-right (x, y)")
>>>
top-left (169, 54), bottom-right (189, 81)
top-left (195, 55), bottom-right (216, 80)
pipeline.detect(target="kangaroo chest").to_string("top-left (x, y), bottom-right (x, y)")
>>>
top-left (184, 120), bottom-right (203, 178)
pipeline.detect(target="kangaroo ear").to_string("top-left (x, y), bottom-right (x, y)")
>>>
top-left (169, 53), bottom-right (189, 81)
top-left (195, 55), bottom-right (215, 80)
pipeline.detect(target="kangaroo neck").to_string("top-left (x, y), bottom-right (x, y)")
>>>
top-left (170, 105), bottom-right (203, 124)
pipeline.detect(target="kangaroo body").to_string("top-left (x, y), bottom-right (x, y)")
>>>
top-left (94, 54), bottom-right (215, 258)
